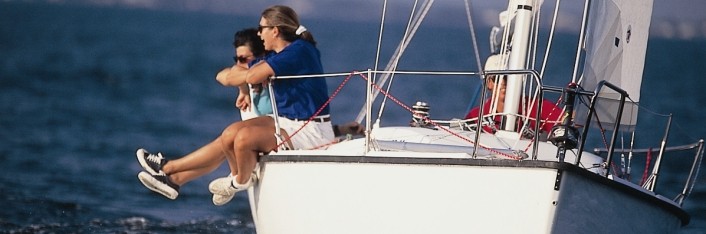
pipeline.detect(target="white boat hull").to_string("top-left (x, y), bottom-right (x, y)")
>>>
top-left (240, 0), bottom-right (696, 231)
top-left (248, 153), bottom-right (687, 234)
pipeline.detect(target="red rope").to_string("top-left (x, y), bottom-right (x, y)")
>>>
top-left (357, 73), bottom-right (523, 160)
top-left (590, 109), bottom-right (610, 150)
top-left (522, 94), bottom-right (564, 152)
top-left (272, 72), bottom-right (355, 151)
top-left (272, 71), bottom-right (545, 160)
top-left (610, 161), bottom-right (622, 178)
top-left (640, 147), bottom-right (653, 186)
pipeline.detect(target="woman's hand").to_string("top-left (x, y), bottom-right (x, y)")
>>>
top-left (236, 91), bottom-right (252, 111)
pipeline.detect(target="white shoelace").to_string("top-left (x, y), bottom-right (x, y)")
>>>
top-left (146, 153), bottom-right (163, 164)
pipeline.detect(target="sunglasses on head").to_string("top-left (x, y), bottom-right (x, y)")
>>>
top-left (233, 56), bottom-right (249, 64)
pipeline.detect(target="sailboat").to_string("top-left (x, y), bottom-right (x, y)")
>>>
top-left (247, 0), bottom-right (703, 233)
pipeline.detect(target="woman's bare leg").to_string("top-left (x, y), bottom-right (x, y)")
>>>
top-left (158, 116), bottom-right (272, 185)
top-left (169, 160), bottom-right (222, 185)
top-left (229, 124), bottom-right (281, 184)
top-left (220, 116), bottom-right (276, 179)
top-left (156, 138), bottom-right (225, 185)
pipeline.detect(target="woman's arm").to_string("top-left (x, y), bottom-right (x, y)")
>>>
top-left (246, 61), bottom-right (275, 84)
top-left (216, 65), bottom-right (249, 87)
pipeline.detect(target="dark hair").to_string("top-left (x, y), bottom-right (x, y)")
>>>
top-left (261, 5), bottom-right (316, 46)
top-left (233, 28), bottom-right (266, 57)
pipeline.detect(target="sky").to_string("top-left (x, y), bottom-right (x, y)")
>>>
top-left (15, 0), bottom-right (706, 39)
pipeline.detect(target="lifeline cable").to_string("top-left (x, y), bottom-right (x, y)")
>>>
top-left (271, 72), bottom-right (355, 151)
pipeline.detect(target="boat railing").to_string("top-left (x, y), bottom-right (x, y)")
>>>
top-left (271, 69), bottom-right (572, 161)
top-left (272, 70), bottom-right (704, 197)
top-left (593, 139), bottom-right (705, 206)
top-left (270, 70), bottom-right (482, 80)
top-left (568, 79), bottom-right (705, 205)
top-left (271, 70), bottom-right (485, 153)
top-left (574, 81), bottom-right (630, 170)
top-left (481, 69), bottom-right (552, 160)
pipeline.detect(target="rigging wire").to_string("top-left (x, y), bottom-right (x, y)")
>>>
top-left (685, 141), bottom-right (704, 200)
top-left (539, 0), bottom-right (561, 79)
top-left (372, 0), bottom-right (388, 85)
top-left (462, 0), bottom-right (485, 119)
top-left (522, 0), bottom-right (566, 139)
top-left (491, 2), bottom-right (514, 124)
top-left (376, 0), bottom-right (422, 125)
top-left (516, 1), bottom-right (542, 150)
top-left (571, 0), bottom-right (591, 84)
top-left (463, 0), bottom-right (483, 80)
top-left (354, 0), bottom-right (434, 124)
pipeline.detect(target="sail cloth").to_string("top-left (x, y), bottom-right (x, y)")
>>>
top-left (576, 0), bottom-right (653, 132)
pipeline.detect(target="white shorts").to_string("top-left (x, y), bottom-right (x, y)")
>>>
top-left (240, 109), bottom-right (259, 121)
top-left (271, 115), bottom-right (335, 150)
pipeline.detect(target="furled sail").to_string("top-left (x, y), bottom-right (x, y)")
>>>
top-left (576, 0), bottom-right (653, 132)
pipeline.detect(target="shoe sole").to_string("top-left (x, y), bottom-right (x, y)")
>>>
top-left (209, 173), bottom-right (257, 196)
top-left (138, 172), bottom-right (178, 200)
top-left (136, 149), bottom-right (159, 175)
top-left (208, 176), bottom-right (234, 195)
top-left (212, 193), bottom-right (235, 206)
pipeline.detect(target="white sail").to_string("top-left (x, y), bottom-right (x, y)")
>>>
top-left (577, 0), bottom-right (654, 131)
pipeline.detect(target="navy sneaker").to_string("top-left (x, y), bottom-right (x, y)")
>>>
top-left (136, 148), bottom-right (167, 175)
top-left (138, 171), bottom-right (180, 200)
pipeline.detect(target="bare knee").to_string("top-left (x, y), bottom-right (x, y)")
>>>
top-left (234, 127), bottom-right (277, 152)
top-left (221, 122), bottom-right (246, 145)
top-left (234, 132), bottom-right (257, 151)
top-left (221, 123), bottom-right (239, 138)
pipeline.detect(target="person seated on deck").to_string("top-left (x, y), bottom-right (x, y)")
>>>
top-left (135, 24), bottom-right (363, 204)
top-left (225, 28), bottom-right (362, 136)
top-left (227, 28), bottom-right (273, 121)
top-left (225, 29), bottom-right (363, 136)
top-left (465, 55), bottom-right (563, 140)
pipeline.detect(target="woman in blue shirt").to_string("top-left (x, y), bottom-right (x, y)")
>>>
top-left (136, 5), bottom-right (335, 205)
top-left (209, 5), bottom-right (334, 205)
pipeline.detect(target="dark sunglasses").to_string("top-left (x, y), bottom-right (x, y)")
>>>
top-left (257, 25), bottom-right (276, 33)
top-left (233, 56), bottom-right (249, 64)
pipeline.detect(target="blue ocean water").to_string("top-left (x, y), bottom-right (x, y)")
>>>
top-left (1, 2), bottom-right (705, 233)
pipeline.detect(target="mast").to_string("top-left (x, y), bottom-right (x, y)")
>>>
top-left (502, 0), bottom-right (536, 132)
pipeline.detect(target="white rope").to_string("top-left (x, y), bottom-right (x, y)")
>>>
top-left (520, 0), bottom-right (568, 141)
top-left (540, 0), bottom-right (561, 79)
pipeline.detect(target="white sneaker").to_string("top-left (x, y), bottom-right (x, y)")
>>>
top-left (208, 175), bottom-right (234, 195)
top-left (208, 169), bottom-right (258, 195)
top-left (209, 175), bottom-right (256, 206)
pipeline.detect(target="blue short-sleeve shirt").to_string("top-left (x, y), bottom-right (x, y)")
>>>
top-left (262, 39), bottom-right (330, 119)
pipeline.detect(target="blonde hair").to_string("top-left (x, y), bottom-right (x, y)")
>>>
top-left (261, 5), bottom-right (317, 46)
